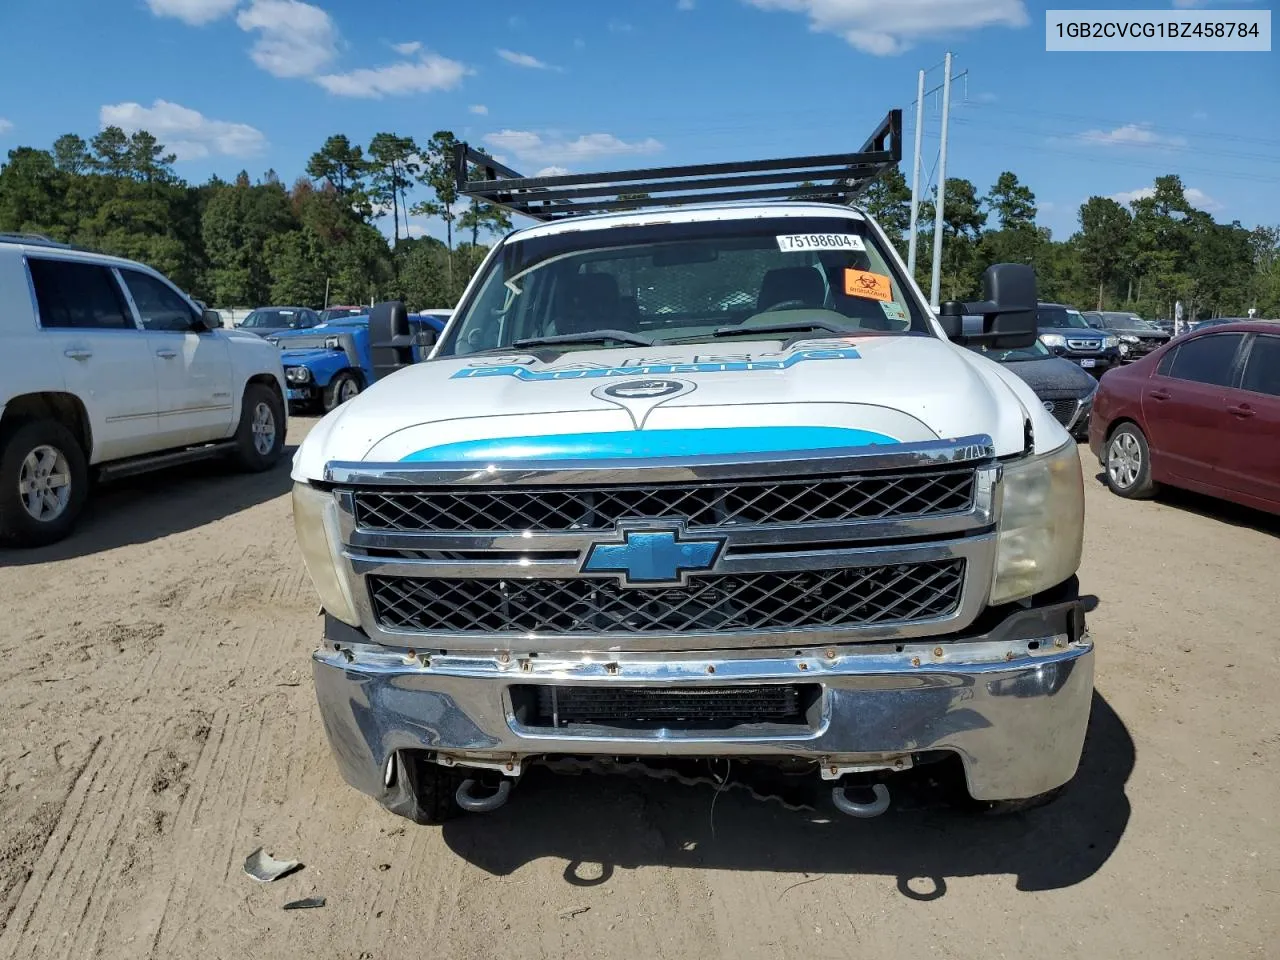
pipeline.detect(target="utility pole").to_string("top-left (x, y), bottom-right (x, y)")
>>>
top-left (929, 51), bottom-right (953, 310)
top-left (906, 69), bottom-right (926, 277)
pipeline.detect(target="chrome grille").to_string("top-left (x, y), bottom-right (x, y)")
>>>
top-left (367, 559), bottom-right (965, 635)
top-left (352, 468), bottom-right (976, 533)
top-left (1066, 338), bottom-right (1100, 352)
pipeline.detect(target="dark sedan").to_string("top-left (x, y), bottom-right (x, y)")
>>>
top-left (967, 337), bottom-right (1097, 440)
top-left (1083, 310), bottom-right (1170, 362)
top-left (1089, 321), bottom-right (1280, 515)
top-left (239, 306), bottom-right (321, 337)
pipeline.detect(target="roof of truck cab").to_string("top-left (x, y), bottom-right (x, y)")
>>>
top-left (507, 201), bottom-right (867, 243)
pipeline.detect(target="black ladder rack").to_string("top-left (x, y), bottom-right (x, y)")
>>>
top-left (453, 109), bottom-right (902, 223)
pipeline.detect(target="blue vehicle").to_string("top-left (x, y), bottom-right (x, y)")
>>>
top-left (271, 313), bottom-right (443, 412)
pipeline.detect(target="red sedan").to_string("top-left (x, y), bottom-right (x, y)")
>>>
top-left (1089, 321), bottom-right (1280, 515)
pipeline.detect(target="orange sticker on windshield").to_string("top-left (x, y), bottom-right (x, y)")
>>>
top-left (844, 269), bottom-right (892, 302)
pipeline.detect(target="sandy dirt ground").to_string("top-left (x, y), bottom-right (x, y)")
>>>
top-left (1, 417), bottom-right (1276, 960)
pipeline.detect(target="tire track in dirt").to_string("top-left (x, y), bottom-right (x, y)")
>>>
top-left (0, 736), bottom-right (103, 948)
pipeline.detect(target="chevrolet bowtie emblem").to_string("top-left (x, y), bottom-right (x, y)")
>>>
top-left (582, 526), bottom-right (724, 588)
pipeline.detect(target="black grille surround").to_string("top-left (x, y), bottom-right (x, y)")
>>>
top-left (367, 559), bottom-right (966, 635)
top-left (351, 468), bottom-right (976, 534)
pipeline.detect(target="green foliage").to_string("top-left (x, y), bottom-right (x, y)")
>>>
top-left (861, 168), bottom-right (911, 257)
top-left (367, 132), bottom-right (420, 246)
top-left (1, 124), bottom-right (1273, 321)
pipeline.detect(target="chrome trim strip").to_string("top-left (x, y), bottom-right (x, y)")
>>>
top-left (322, 434), bottom-right (996, 487)
top-left (344, 534), bottom-right (990, 581)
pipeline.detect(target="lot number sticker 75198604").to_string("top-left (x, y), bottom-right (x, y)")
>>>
top-left (776, 234), bottom-right (866, 253)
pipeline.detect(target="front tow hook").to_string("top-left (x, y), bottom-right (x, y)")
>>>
top-left (456, 778), bottom-right (513, 814)
top-left (831, 782), bottom-right (891, 819)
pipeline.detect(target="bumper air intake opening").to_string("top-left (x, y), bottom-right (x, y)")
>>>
top-left (511, 683), bottom-right (821, 733)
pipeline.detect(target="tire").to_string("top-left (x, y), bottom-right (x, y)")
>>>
top-left (230, 383), bottom-right (285, 472)
top-left (0, 418), bottom-right (89, 548)
top-left (381, 752), bottom-right (463, 825)
top-left (1103, 422), bottom-right (1157, 499)
top-left (323, 371), bottom-right (362, 413)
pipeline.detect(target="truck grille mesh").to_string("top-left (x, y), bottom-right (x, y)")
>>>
top-left (352, 469), bottom-right (975, 533)
top-left (1043, 399), bottom-right (1079, 427)
top-left (367, 559), bottom-right (965, 634)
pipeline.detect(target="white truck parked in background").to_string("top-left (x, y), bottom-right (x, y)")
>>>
top-left (0, 235), bottom-right (288, 547)
top-left (291, 113), bottom-right (1092, 823)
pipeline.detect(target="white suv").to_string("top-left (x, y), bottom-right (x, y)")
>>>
top-left (0, 235), bottom-right (288, 547)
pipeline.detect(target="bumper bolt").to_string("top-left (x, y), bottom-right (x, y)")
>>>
top-left (933, 647), bottom-right (944, 658)
top-left (499, 652), bottom-right (510, 664)
top-left (825, 648), bottom-right (836, 660)
top-left (706, 665), bottom-right (716, 675)
top-left (910, 656), bottom-right (921, 667)
top-left (797, 662), bottom-right (809, 671)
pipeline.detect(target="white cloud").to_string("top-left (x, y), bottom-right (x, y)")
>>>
top-left (236, 0), bottom-right (338, 78)
top-left (497, 48), bottom-right (554, 69)
top-left (484, 130), bottom-right (663, 166)
top-left (1109, 185), bottom-right (1221, 212)
top-left (608, 19), bottom-right (634, 33)
top-left (469, 104), bottom-right (489, 115)
top-left (146, 0), bottom-right (239, 25)
top-left (315, 54), bottom-right (470, 97)
top-left (1077, 123), bottom-right (1187, 148)
top-left (678, 0), bottom-right (696, 9)
top-left (573, 37), bottom-right (586, 49)
top-left (391, 41), bottom-right (422, 55)
top-left (1185, 188), bottom-right (1221, 211)
top-left (742, 0), bottom-right (1028, 55)
top-left (99, 99), bottom-right (266, 161)
top-left (0, 118), bottom-right (12, 135)
top-left (535, 165), bottom-right (572, 177)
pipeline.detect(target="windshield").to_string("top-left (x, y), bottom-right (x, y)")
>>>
top-left (1038, 306), bottom-right (1090, 330)
top-left (437, 216), bottom-right (931, 356)
top-left (242, 309), bottom-right (305, 328)
top-left (320, 307), bottom-right (364, 322)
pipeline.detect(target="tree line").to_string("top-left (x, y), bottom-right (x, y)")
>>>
top-left (0, 126), bottom-right (510, 311)
top-left (861, 168), bottom-right (1280, 320)
top-left (2, 125), bottom-right (1277, 320)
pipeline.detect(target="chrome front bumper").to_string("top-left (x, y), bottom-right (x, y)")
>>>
top-left (313, 599), bottom-right (1093, 804)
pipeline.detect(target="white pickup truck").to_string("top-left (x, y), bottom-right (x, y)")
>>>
top-left (291, 118), bottom-right (1092, 823)
top-left (0, 235), bottom-right (288, 547)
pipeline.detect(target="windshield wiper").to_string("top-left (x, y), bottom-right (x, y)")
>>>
top-left (512, 329), bottom-right (655, 348)
top-left (710, 319), bottom-right (854, 339)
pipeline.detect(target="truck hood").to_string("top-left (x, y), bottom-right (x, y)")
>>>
top-left (292, 335), bottom-right (1064, 480)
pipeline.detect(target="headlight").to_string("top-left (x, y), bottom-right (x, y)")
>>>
top-left (292, 482), bottom-right (361, 625)
top-left (285, 366), bottom-right (311, 383)
top-left (325, 336), bottom-right (341, 350)
top-left (990, 440), bottom-right (1084, 606)
top-left (1039, 333), bottom-right (1067, 348)
top-left (1102, 335), bottom-right (1120, 348)
top-left (1119, 334), bottom-right (1139, 343)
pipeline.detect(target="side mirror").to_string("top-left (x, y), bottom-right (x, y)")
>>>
top-left (413, 328), bottom-right (437, 348)
top-left (195, 308), bottom-right (223, 331)
top-left (938, 263), bottom-right (1037, 349)
top-left (369, 300), bottom-right (416, 380)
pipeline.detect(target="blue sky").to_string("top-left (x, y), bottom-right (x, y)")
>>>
top-left (1, 0), bottom-right (1276, 242)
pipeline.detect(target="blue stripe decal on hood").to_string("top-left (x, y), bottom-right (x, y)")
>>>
top-left (399, 426), bottom-right (899, 462)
